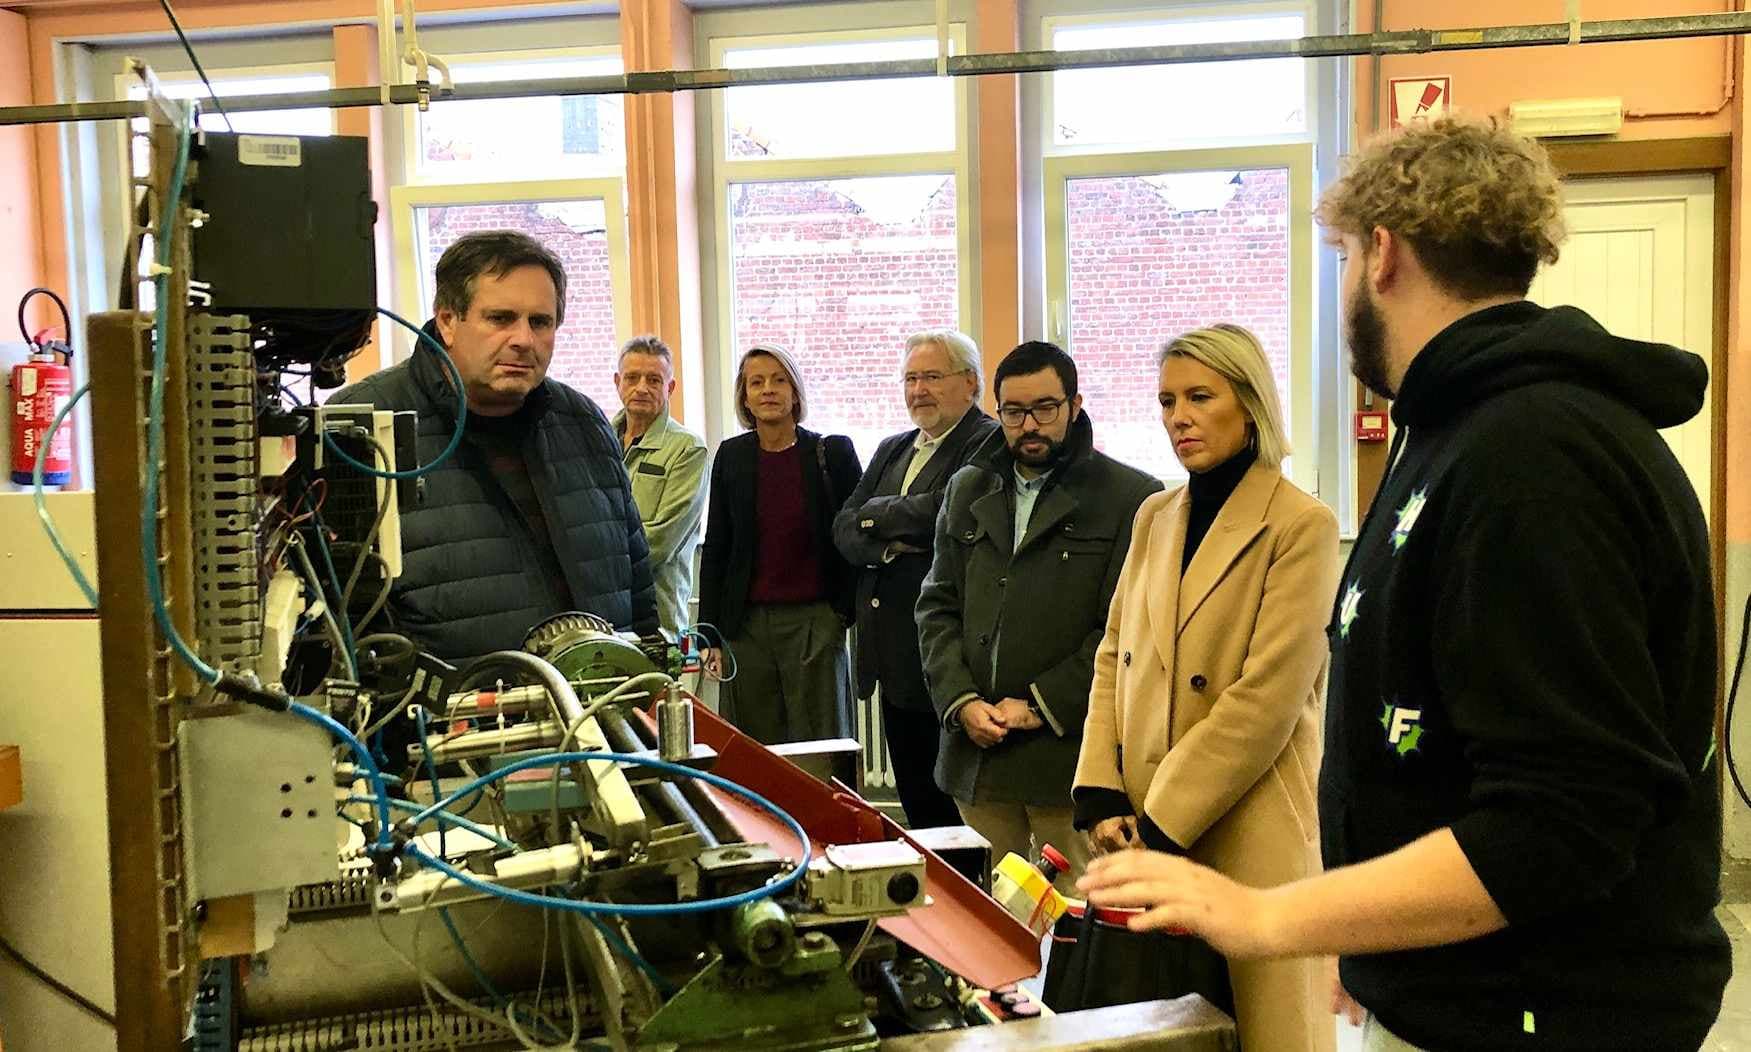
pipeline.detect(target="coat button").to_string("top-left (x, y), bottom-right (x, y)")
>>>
top-left (1190, 674), bottom-right (1208, 691)
top-left (977, 634), bottom-right (989, 646)
top-left (870, 598), bottom-right (881, 609)
top-left (998, 576), bottom-right (1007, 588)
top-left (1122, 651), bottom-right (1132, 666)
top-left (964, 530), bottom-right (976, 541)
top-left (1060, 551), bottom-right (1070, 562)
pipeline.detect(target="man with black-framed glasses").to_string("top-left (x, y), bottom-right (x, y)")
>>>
top-left (835, 330), bottom-right (1000, 831)
top-left (917, 341), bottom-right (1161, 890)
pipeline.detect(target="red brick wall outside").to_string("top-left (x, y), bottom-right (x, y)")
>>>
top-left (729, 174), bottom-right (959, 466)
top-left (1067, 168), bottom-right (1291, 482)
top-left (419, 202), bottom-right (622, 413)
top-left (407, 170), bottom-right (1292, 481)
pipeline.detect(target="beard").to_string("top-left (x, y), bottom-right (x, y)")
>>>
top-left (1009, 431), bottom-right (1065, 469)
top-left (1346, 281), bottom-right (1394, 400)
top-left (908, 402), bottom-right (942, 432)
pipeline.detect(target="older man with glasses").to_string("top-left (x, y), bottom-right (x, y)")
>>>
top-left (917, 341), bottom-right (1161, 890)
top-left (835, 330), bottom-right (1001, 831)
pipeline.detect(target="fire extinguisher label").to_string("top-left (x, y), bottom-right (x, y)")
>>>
top-left (17, 370), bottom-right (35, 397)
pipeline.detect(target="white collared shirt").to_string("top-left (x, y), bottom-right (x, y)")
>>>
top-left (901, 427), bottom-right (947, 495)
top-left (1012, 465), bottom-right (1052, 552)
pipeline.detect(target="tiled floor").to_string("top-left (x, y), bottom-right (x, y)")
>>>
top-left (1705, 897), bottom-right (1751, 1051)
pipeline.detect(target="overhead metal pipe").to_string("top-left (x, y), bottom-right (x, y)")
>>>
top-left (5, 11), bottom-right (1751, 127)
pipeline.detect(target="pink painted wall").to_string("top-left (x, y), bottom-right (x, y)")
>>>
top-left (1367, 1), bottom-right (1734, 141)
top-left (0, 10), bottom-right (42, 327)
top-left (1361, 3), bottom-right (1746, 543)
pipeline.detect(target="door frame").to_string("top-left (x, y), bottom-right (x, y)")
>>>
top-left (1544, 136), bottom-right (1731, 755)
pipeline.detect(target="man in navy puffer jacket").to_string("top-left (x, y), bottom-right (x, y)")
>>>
top-left (335, 230), bottom-right (655, 664)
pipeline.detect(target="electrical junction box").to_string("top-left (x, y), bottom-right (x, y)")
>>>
top-left (1509, 97), bottom-right (1624, 138)
top-left (805, 841), bottom-right (926, 918)
top-left (190, 133), bottom-right (376, 313)
top-left (178, 708), bottom-right (339, 901)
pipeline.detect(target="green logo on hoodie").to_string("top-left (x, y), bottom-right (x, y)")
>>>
top-left (1391, 487), bottom-right (1428, 552)
top-left (1380, 700), bottom-right (1424, 756)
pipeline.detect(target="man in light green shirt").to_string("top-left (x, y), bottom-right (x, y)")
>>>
top-left (612, 336), bottom-right (708, 640)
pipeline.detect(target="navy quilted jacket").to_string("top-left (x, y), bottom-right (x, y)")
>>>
top-left (334, 328), bottom-right (655, 662)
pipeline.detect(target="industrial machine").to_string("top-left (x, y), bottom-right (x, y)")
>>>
top-left (76, 61), bottom-right (1236, 1052)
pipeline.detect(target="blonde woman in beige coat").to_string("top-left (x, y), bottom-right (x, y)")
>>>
top-left (1072, 324), bottom-right (1340, 1052)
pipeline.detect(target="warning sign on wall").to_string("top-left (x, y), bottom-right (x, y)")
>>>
top-left (1389, 77), bottom-right (1452, 129)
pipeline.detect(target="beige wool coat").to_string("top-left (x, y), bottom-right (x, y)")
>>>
top-left (1075, 461), bottom-right (1340, 1052)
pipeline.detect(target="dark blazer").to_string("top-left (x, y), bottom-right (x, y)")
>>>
top-left (832, 409), bottom-right (1001, 710)
top-left (916, 411), bottom-right (1162, 806)
top-left (696, 427), bottom-right (863, 645)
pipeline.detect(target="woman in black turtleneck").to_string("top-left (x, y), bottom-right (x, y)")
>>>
top-left (1068, 325), bottom-right (1341, 1052)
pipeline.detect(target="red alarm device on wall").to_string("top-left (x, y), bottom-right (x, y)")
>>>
top-left (1355, 411), bottom-right (1388, 443)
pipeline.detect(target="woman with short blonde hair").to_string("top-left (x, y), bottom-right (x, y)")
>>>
top-left (1071, 323), bottom-right (1339, 1052)
top-left (1158, 323), bottom-right (1289, 468)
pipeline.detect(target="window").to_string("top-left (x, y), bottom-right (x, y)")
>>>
top-left (722, 38), bottom-right (955, 160)
top-left (1048, 8), bottom-right (1310, 150)
top-left (1040, 5), bottom-right (1319, 491)
top-left (712, 28), bottom-right (970, 462)
top-left (411, 50), bottom-right (624, 182)
top-left (729, 174), bottom-right (960, 459)
top-left (1048, 156), bottom-right (1308, 484)
top-left (119, 66), bottom-right (335, 162)
top-left (392, 181), bottom-right (631, 413)
top-left (390, 47), bottom-right (632, 403)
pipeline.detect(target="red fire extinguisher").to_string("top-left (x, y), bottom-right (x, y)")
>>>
top-left (11, 287), bottom-right (75, 487)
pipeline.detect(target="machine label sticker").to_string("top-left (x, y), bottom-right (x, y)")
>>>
top-left (239, 135), bottom-right (303, 168)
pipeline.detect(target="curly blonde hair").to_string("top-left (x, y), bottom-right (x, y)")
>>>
top-left (1316, 116), bottom-right (1566, 299)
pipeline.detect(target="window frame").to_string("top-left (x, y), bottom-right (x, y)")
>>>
top-left (703, 20), bottom-right (975, 448)
top-left (381, 42), bottom-right (634, 377)
top-left (394, 44), bottom-right (627, 187)
top-left (386, 177), bottom-right (634, 371)
top-left (1042, 142), bottom-right (1316, 492)
top-left (1041, 0), bottom-right (1318, 157)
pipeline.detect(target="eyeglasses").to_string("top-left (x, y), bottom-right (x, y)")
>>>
top-left (997, 398), bottom-right (1067, 427)
top-left (902, 368), bottom-right (971, 387)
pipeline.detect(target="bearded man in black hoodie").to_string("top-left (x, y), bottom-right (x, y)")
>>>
top-left (1078, 117), bottom-right (1730, 1052)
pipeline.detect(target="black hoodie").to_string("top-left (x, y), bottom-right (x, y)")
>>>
top-left (1321, 301), bottom-right (1730, 1051)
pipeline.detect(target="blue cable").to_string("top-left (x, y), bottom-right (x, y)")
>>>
top-left (319, 306), bottom-right (467, 480)
top-left (33, 381), bottom-right (98, 607)
top-left (288, 702), bottom-right (391, 849)
top-left (439, 908), bottom-right (509, 999)
top-left (414, 705), bottom-right (446, 857)
top-left (143, 109), bottom-right (221, 688)
top-left (405, 750), bottom-right (810, 916)
top-left (305, 500), bottom-right (360, 682)
top-left (581, 912), bottom-right (676, 996)
top-left (345, 796), bottom-right (517, 852)
top-left (685, 623), bottom-right (737, 681)
top-left (435, 909), bottom-right (571, 1042)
